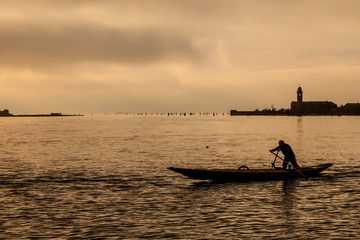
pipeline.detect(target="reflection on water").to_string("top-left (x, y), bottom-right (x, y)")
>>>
top-left (281, 180), bottom-right (297, 236)
top-left (296, 117), bottom-right (304, 153)
top-left (0, 116), bottom-right (359, 239)
top-left (296, 117), bottom-right (303, 134)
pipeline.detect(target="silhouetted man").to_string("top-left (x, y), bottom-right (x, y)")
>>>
top-left (270, 140), bottom-right (300, 170)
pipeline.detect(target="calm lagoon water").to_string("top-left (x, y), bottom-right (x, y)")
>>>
top-left (0, 115), bottom-right (359, 239)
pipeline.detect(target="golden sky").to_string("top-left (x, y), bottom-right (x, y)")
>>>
top-left (1, 0), bottom-right (360, 113)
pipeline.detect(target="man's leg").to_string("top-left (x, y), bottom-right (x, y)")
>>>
top-left (282, 160), bottom-right (289, 170)
top-left (290, 157), bottom-right (300, 170)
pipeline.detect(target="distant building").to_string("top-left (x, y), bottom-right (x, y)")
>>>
top-left (231, 86), bottom-right (358, 116)
top-left (290, 87), bottom-right (337, 115)
top-left (0, 109), bottom-right (12, 116)
top-left (341, 103), bottom-right (360, 115)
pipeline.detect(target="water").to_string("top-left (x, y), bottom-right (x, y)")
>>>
top-left (0, 115), bottom-right (359, 239)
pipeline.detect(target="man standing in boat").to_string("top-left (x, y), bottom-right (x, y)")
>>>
top-left (270, 140), bottom-right (300, 170)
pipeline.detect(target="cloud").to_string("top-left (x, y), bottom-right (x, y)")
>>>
top-left (0, 24), bottom-right (203, 68)
top-left (1, 0), bottom-right (360, 113)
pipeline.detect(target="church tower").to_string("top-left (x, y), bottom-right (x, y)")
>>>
top-left (297, 86), bottom-right (303, 114)
top-left (297, 86), bottom-right (303, 104)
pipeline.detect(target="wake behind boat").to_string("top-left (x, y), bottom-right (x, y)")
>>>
top-left (168, 163), bottom-right (333, 182)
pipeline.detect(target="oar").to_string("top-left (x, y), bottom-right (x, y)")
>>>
top-left (270, 151), bottom-right (308, 179)
top-left (271, 149), bottom-right (279, 169)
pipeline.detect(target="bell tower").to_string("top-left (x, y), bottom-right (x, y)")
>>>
top-left (297, 86), bottom-right (303, 114)
top-left (297, 86), bottom-right (303, 104)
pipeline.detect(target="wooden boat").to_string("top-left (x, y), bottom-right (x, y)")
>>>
top-left (168, 163), bottom-right (333, 182)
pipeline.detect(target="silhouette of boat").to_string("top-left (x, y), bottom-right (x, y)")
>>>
top-left (168, 163), bottom-right (333, 182)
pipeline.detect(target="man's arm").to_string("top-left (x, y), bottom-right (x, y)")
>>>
top-left (269, 146), bottom-right (279, 152)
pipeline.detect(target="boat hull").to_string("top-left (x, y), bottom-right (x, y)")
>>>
top-left (168, 163), bottom-right (333, 182)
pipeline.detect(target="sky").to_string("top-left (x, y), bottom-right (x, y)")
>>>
top-left (1, 0), bottom-right (360, 114)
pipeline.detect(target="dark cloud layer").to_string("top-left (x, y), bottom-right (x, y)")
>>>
top-left (0, 24), bottom-right (203, 68)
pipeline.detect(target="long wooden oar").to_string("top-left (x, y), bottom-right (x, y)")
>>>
top-left (270, 151), bottom-right (308, 178)
top-left (271, 149), bottom-right (279, 169)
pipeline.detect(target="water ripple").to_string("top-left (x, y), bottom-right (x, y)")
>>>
top-left (0, 116), bottom-right (359, 239)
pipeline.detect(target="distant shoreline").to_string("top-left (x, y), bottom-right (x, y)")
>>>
top-left (0, 114), bottom-right (84, 117)
top-left (229, 110), bottom-right (360, 116)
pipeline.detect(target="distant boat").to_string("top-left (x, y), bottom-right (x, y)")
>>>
top-left (168, 163), bottom-right (333, 182)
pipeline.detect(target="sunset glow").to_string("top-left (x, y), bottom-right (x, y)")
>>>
top-left (1, 0), bottom-right (360, 114)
